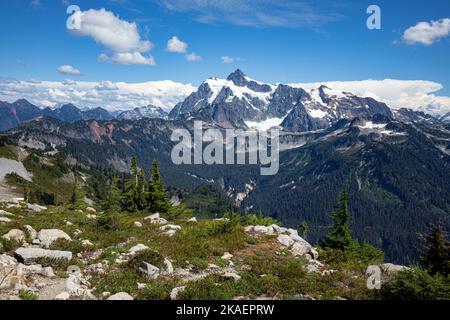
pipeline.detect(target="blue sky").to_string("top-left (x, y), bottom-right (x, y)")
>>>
top-left (0, 0), bottom-right (449, 113)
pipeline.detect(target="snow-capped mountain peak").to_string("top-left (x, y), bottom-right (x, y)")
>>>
top-left (117, 105), bottom-right (168, 120)
top-left (170, 70), bottom-right (396, 132)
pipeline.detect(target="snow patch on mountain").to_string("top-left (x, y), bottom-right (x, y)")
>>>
top-left (245, 117), bottom-right (283, 131)
top-left (204, 78), bottom-right (275, 105)
top-left (307, 109), bottom-right (328, 119)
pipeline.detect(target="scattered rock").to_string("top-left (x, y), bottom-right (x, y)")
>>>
top-left (107, 292), bottom-right (134, 300)
top-left (222, 272), bottom-right (241, 281)
top-left (380, 263), bottom-right (410, 275)
top-left (128, 244), bottom-right (149, 254)
top-left (0, 210), bottom-right (14, 217)
top-left (0, 217), bottom-right (12, 223)
top-left (160, 224), bottom-right (181, 236)
top-left (85, 207), bottom-right (96, 213)
top-left (244, 226), bottom-right (254, 232)
top-left (137, 283), bottom-right (147, 290)
top-left (277, 234), bottom-right (294, 247)
top-left (0, 254), bottom-right (18, 266)
top-left (14, 247), bottom-right (72, 265)
top-left (54, 292), bottom-right (70, 300)
top-left (253, 225), bottom-right (269, 233)
top-left (170, 286), bottom-right (186, 300)
top-left (144, 213), bottom-right (168, 225)
top-left (24, 225), bottom-right (37, 241)
top-left (221, 252), bottom-right (233, 260)
top-left (66, 221), bottom-right (73, 226)
top-left (187, 217), bottom-right (197, 223)
top-left (134, 221), bottom-right (143, 228)
top-left (27, 203), bottom-right (47, 212)
top-left (81, 240), bottom-right (94, 247)
top-left (86, 214), bottom-right (97, 220)
top-left (2, 229), bottom-right (26, 243)
top-left (163, 258), bottom-right (174, 275)
top-left (291, 242), bottom-right (310, 256)
top-left (139, 262), bottom-right (160, 279)
top-left (37, 229), bottom-right (72, 248)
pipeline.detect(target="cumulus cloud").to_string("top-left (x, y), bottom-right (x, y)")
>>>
top-left (185, 52), bottom-right (202, 62)
top-left (166, 36), bottom-right (188, 53)
top-left (290, 79), bottom-right (450, 116)
top-left (0, 78), bottom-right (196, 112)
top-left (57, 65), bottom-right (81, 76)
top-left (99, 52), bottom-right (156, 66)
top-left (402, 18), bottom-right (450, 45)
top-left (70, 8), bottom-right (154, 66)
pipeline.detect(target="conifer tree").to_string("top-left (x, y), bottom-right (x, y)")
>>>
top-left (420, 227), bottom-right (450, 276)
top-left (147, 161), bottom-right (170, 213)
top-left (125, 155), bottom-right (140, 212)
top-left (321, 190), bottom-right (353, 250)
top-left (102, 176), bottom-right (122, 213)
top-left (138, 169), bottom-right (147, 211)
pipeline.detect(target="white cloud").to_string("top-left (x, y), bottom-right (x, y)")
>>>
top-left (221, 56), bottom-right (235, 64)
top-left (0, 79), bottom-right (196, 112)
top-left (220, 56), bottom-right (242, 64)
top-left (70, 8), bottom-right (154, 66)
top-left (57, 65), bottom-right (81, 76)
top-left (290, 79), bottom-right (450, 116)
top-left (99, 52), bottom-right (156, 66)
top-left (402, 18), bottom-right (450, 45)
top-left (72, 8), bottom-right (152, 53)
top-left (166, 36), bottom-right (188, 53)
top-left (185, 52), bottom-right (202, 62)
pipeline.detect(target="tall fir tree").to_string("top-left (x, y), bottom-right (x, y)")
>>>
top-left (125, 155), bottom-right (140, 212)
top-left (321, 190), bottom-right (353, 250)
top-left (102, 176), bottom-right (122, 213)
top-left (147, 161), bottom-right (170, 213)
top-left (420, 227), bottom-right (450, 276)
top-left (138, 169), bottom-right (147, 211)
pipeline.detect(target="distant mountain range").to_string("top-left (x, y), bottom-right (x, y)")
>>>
top-left (0, 100), bottom-right (168, 132)
top-left (1, 69), bottom-right (448, 132)
top-left (2, 70), bottom-right (450, 264)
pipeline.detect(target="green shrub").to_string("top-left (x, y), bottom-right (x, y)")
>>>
top-left (0, 238), bottom-right (20, 254)
top-left (206, 213), bottom-right (241, 236)
top-left (380, 267), bottom-right (450, 300)
top-left (19, 291), bottom-right (38, 300)
top-left (125, 249), bottom-right (165, 271)
top-left (319, 241), bottom-right (384, 271)
top-left (245, 214), bottom-right (279, 227)
top-left (96, 213), bottom-right (122, 231)
top-left (137, 280), bottom-right (173, 300)
top-left (50, 239), bottom-right (87, 254)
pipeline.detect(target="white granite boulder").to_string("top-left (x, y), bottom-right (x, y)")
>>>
top-left (37, 229), bottom-right (72, 248)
